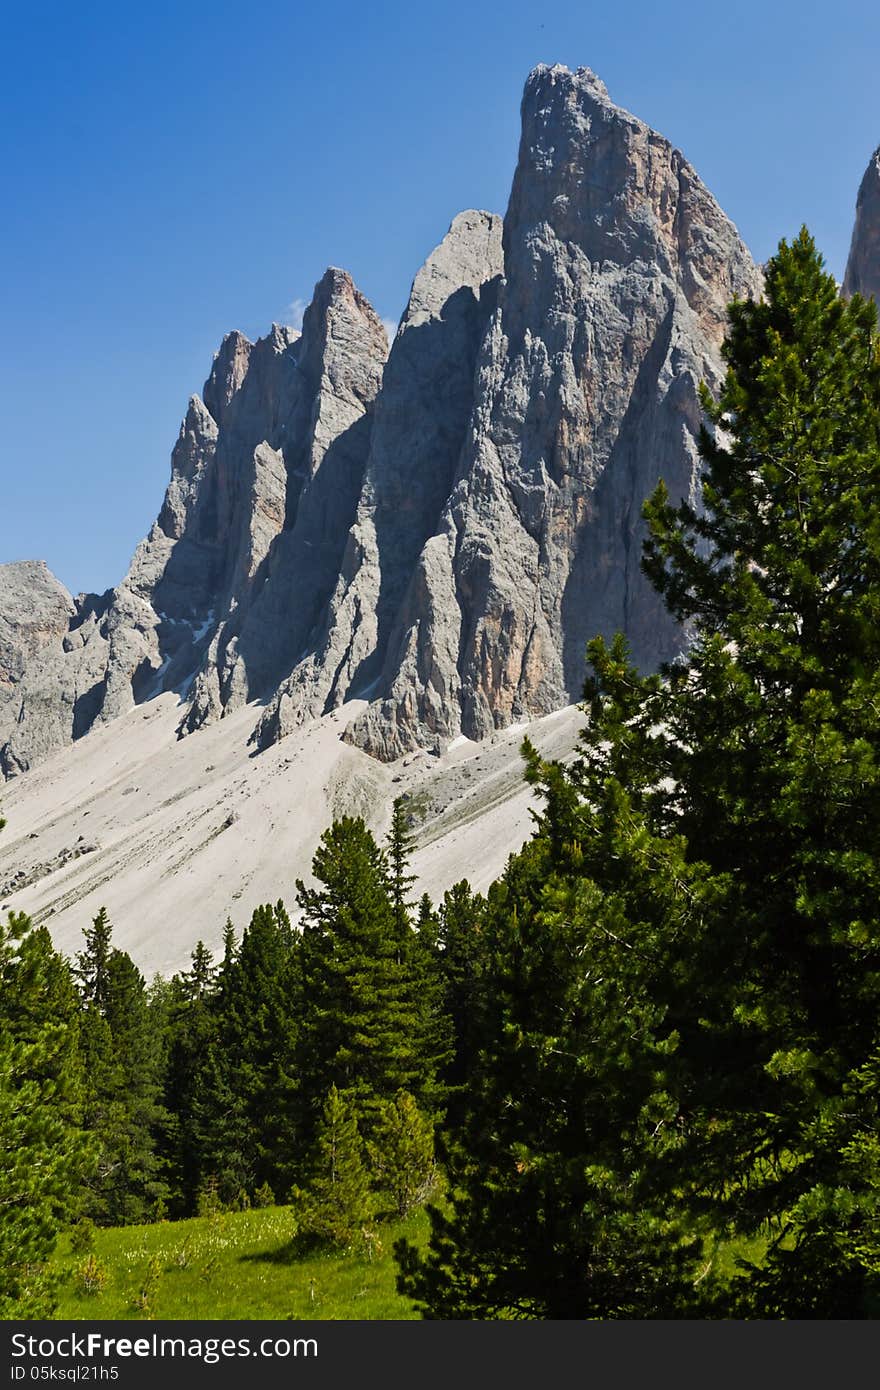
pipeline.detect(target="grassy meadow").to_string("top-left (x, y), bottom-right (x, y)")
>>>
top-left (50, 1206), bottom-right (428, 1320)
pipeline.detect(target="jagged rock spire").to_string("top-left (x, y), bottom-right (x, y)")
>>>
top-left (843, 146), bottom-right (880, 303)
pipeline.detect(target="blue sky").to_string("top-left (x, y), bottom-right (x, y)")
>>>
top-left (3, 0), bottom-right (879, 596)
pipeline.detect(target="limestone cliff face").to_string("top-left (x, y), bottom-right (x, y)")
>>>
top-left (0, 563), bottom-right (81, 778)
top-left (0, 274), bottom-right (387, 775)
top-left (0, 562), bottom-right (74, 698)
top-left (254, 209), bottom-right (504, 748)
top-left (0, 567), bottom-right (108, 779)
top-left (843, 146), bottom-right (880, 303)
top-left (346, 65), bottom-right (761, 758)
top-left (3, 64), bottom-right (808, 780)
top-left (181, 270), bottom-right (388, 732)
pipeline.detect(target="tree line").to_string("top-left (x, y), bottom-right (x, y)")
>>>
top-left (3, 230), bottom-right (880, 1318)
top-left (0, 798), bottom-right (476, 1314)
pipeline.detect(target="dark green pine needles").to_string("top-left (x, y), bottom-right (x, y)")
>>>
top-left (296, 815), bottom-right (444, 1139)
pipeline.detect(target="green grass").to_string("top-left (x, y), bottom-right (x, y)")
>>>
top-left (51, 1206), bottom-right (428, 1320)
top-left (48, 1204), bottom-right (781, 1321)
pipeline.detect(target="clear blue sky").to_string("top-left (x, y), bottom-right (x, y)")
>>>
top-left (3, 0), bottom-right (879, 597)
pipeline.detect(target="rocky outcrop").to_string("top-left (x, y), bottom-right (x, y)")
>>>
top-left (255, 209), bottom-right (504, 747)
top-left (0, 562), bottom-right (74, 699)
top-left (2, 65), bottom-right (783, 778)
top-left (0, 563), bottom-right (102, 779)
top-left (182, 270), bottom-right (388, 732)
top-left (0, 273), bottom-right (387, 775)
top-left (843, 146), bottom-right (880, 303)
top-left (346, 65), bottom-right (762, 758)
top-left (0, 584), bottom-right (111, 779)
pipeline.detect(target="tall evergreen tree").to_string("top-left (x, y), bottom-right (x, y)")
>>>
top-left (75, 909), bottom-right (168, 1224)
top-left (637, 229), bottom-right (880, 1316)
top-left (385, 808), bottom-right (451, 1097)
top-left (400, 230), bottom-right (880, 1318)
top-left (220, 919), bottom-right (238, 976)
top-left (387, 799), bottom-right (418, 950)
top-left (0, 910), bottom-right (91, 1316)
top-left (435, 881), bottom-right (488, 1126)
top-left (188, 902), bottom-right (300, 1205)
top-left (295, 1085), bottom-right (371, 1248)
top-left (185, 940), bottom-right (216, 1000)
top-left (74, 906), bottom-right (114, 1011)
top-left (297, 818), bottom-right (436, 1139)
top-left (161, 943), bottom-right (218, 1213)
top-left (397, 775), bottom-right (701, 1317)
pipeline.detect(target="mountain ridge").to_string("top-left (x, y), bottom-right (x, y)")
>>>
top-left (3, 61), bottom-right (878, 965)
top-left (2, 63), bottom-right (784, 779)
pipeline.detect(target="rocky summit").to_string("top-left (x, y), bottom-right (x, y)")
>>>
top-left (844, 145), bottom-right (880, 304)
top-left (345, 65), bottom-right (761, 758)
top-left (2, 65), bottom-right (875, 783)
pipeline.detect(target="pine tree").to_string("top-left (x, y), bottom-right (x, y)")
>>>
top-left (410, 898), bottom-right (453, 1118)
top-left (387, 798), bottom-right (417, 950)
top-left (0, 910), bottom-right (91, 1316)
top-left (75, 911), bottom-right (168, 1224)
top-left (185, 941), bottom-right (216, 1001)
top-left (386, 805), bottom-right (451, 1108)
top-left (187, 902), bottom-right (300, 1205)
top-left (221, 919), bottom-right (238, 973)
top-left (399, 229), bottom-right (880, 1318)
top-left (636, 229), bottom-right (880, 1315)
top-left (397, 788), bottom-right (701, 1318)
top-left (435, 881), bottom-right (488, 1127)
top-left (369, 1090), bottom-right (436, 1218)
top-left (296, 818), bottom-right (436, 1138)
top-left (161, 944), bottom-right (218, 1213)
top-left (295, 1085), bottom-right (371, 1248)
top-left (74, 906), bottom-right (114, 1011)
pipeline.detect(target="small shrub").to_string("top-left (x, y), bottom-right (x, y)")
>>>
top-left (73, 1255), bottom-right (108, 1297)
top-left (172, 1241), bottom-right (193, 1269)
top-left (294, 1087), bottom-right (372, 1249)
top-left (368, 1091), bottom-right (436, 1217)
top-left (131, 1254), bottom-right (163, 1318)
top-left (196, 1175), bottom-right (223, 1219)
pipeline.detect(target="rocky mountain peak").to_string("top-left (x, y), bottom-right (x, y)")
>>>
top-left (296, 267), bottom-right (389, 425)
top-left (178, 262), bottom-right (389, 735)
top-left (252, 208), bottom-right (505, 750)
top-left (843, 146), bottom-right (880, 303)
top-left (403, 210), bottom-right (503, 327)
top-left (346, 63), bottom-right (762, 759)
top-left (0, 263), bottom-right (388, 776)
top-left (8, 66), bottom-right (876, 788)
top-left (527, 63), bottom-right (610, 103)
top-left (203, 329), bottom-right (253, 426)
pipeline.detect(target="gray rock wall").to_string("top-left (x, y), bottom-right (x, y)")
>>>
top-left (347, 65), bottom-right (761, 758)
top-left (12, 64), bottom-right (876, 780)
top-left (844, 147), bottom-right (880, 303)
top-left (0, 275), bottom-right (387, 774)
top-left (255, 209), bottom-right (504, 747)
